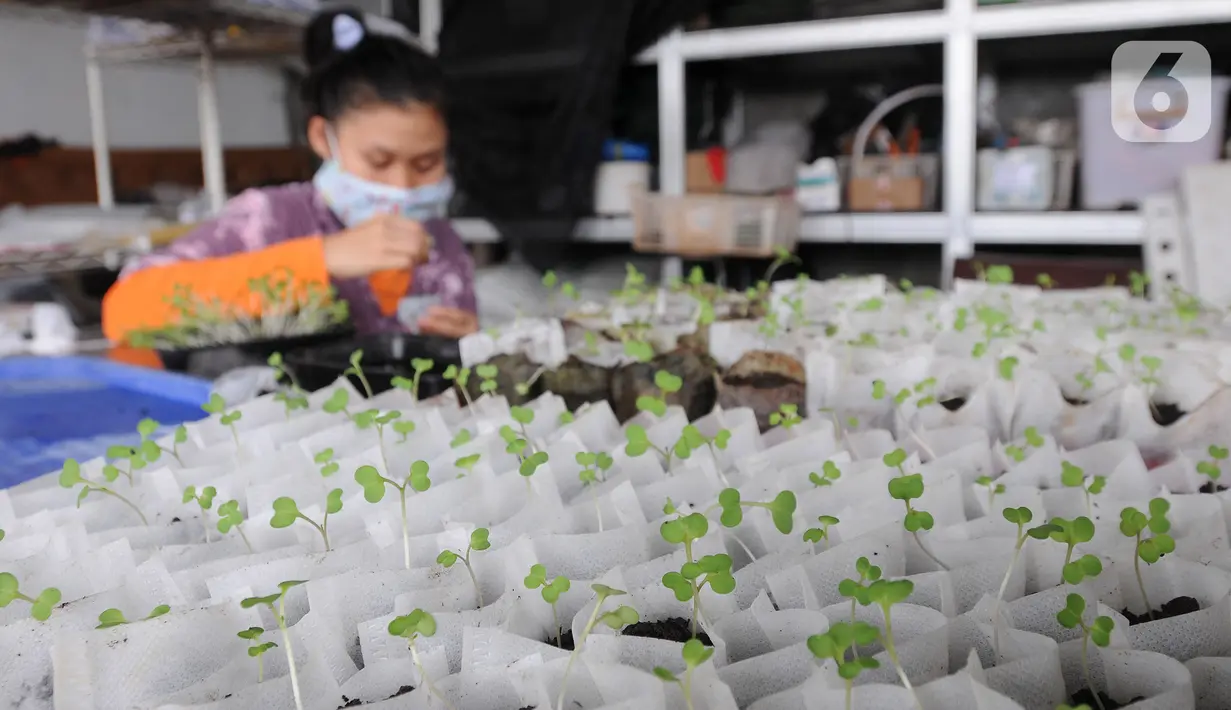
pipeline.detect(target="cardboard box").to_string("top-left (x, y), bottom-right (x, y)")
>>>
top-left (686, 148), bottom-right (726, 193)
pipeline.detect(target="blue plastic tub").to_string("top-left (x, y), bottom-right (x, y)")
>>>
top-left (0, 357), bottom-right (211, 488)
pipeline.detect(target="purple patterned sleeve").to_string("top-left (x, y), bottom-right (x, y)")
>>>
top-left (119, 189), bottom-right (277, 279)
top-left (416, 218), bottom-right (478, 314)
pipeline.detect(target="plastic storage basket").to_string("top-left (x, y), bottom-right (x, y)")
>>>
top-left (1075, 77), bottom-right (1231, 210)
top-left (0, 357), bottom-right (210, 488)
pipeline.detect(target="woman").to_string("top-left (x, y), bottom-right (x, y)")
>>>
top-left (102, 8), bottom-right (478, 343)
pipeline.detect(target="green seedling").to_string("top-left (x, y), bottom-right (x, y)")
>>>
top-left (60, 458), bottom-right (147, 525)
top-left (839, 557), bottom-right (882, 631)
top-left (807, 621), bottom-right (882, 710)
top-left (268, 351), bottom-right (304, 393)
top-left (388, 609), bottom-right (455, 710)
top-left (1061, 461), bottom-right (1106, 517)
top-left (343, 349), bottom-right (374, 399)
top-left (559, 410), bottom-right (576, 425)
top-left (217, 499), bottom-right (253, 553)
top-left (637, 370), bottom-right (684, 418)
top-left (322, 388), bottom-right (356, 424)
top-left (136, 417), bottom-right (183, 465)
top-left (1129, 270), bottom-right (1149, 298)
top-left (768, 403), bottom-right (803, 430)
top-left (513, 365), bottom-right (548, 397)
top-left (102, 444), bottom-right (146, 487)
top-left (390, 358), bottom-right (435, 402)
top-left (202, 393), bottom-right (243, 447)
top-left (454, 453), bottom-right (482, 475)
top-left (183, 485), bottom-right (217, 542)
top-left (994, 508), bottom-right (1059, 654)
top-left (353, 410), bottom-right (402, 472)
top-left (476, 364), bottom-right (500, 396)
top-left (1058, 705), bottom-right (1093, 710)
top-left (1037, 273), bottom-right (1056, 289)
top-left (274, 390), bottom-right (310, 419)
top-left (1119, 499), bottom-right (1176, 622)
top-left (871, 382), bottom-right (937, 460)
top-left (556, 584), bottom-right (639, 710)
top-left (0, 573), bottom-right (60, 622)
top-left (442, 365), bottom-right (475, 409)
top-left (312, 448), bottom-right (338, 478)
top-left (865, 578), bottom-right (920, 704)
top-left (625, 424), bottom-right (672, 465)
top-left (437, 528), bottom-right (490, 607)
top-left (96, 604), bottom-right (169, 629)
top-left (450, 428), bottom-right (473, 449)
top-left (717, 488), bottom-right (797, 535)
top-left (576, 450), bottom-right (615, 531)
top-left (668, 425), bottom-right (733, 486)
top-left (241, 581), bottom-right (307, 710)
top-left (623, 338), bottom-right (655, 363)
top-left (270, 491), bottom-right (342, 553)
top-left (652, 638), bottom-right (716, 710)
top-left (1049, 516), bottom-right (1102, 585)
top-left (884, 449), bottom-right (946, 571)
top-left (392, 419), bottom-right (417, 444)
top-left (1057, 593), bottom-right (1115, 710)
top-left (1005, 426), bottom-right (1046, 463)
top-left (1196, 444), bottom-right (1229, 484)
top-left (237, 627), bottom-right (277, 683)
top-left (999, 355), bottom-right (1020, 381)
top-left (803, 515), bottom-right (840, 552)
top-left (976, 476), bottom-right (1005, 512)
top-left (660, 509), bottom-right (724, 636)
top-left (356, 460), bottom-right (432, 570)
top-left (525, 564), bottom-right (572, 648)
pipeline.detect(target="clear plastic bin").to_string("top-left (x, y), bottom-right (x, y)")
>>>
top-left (1075, 77), bottom-right (1230, 210)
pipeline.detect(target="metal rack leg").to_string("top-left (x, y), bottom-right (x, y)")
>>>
top-left (420, 0), bottom-right (442, 54)
top-left (657, 29), bottom-right (686, 285)
top-left (198, 37), bottom-right (228, 215)
top-left (85, 54), bottom-right (115, 210)
top-left (942, 0), bottom-right (976, 289)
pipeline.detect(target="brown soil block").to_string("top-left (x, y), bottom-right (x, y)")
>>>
top-left (610, 351), bottom-right (718, 422)
top-left (715, 350), bottom-right (806, 432)
top-left (622, 617), bottom-right (713, 646)
top-left (549, 629), bottom-right (576, 651)
top-left (337, 685), bottom-right (415, 709)
top-left (1063, 396), bottom-right (1089, 407)
top-left (1151, 402), bottom-right (1185, 427)
top-left (462, 353), bottom-right (542, 406)
top-left (542, 357), bottom-right (613, 412)
top-left (1120, 596), bottom-right (1200, 626)
top-left (1069, 689), bottom-right (1144, 710)
top-left (1200, 481), bottom-right (1230, 493)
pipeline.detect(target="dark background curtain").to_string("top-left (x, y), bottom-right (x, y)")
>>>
top-left (436, 0), bottom-right (710, 272)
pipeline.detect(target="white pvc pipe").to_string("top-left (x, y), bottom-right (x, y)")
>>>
top-left (84, 54), bottom-right (115, 210)
top-left (656, 29), bottom-right (686, 284)
top-left (197, 36), bottom-right (227, 215)
top-left (944, 0), bottom-right (977, 288)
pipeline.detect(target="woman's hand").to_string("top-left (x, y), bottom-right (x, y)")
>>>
top-left (417, 306), bottom-right (479, 338)
top-left (322, 214), bottom-right (432, 279)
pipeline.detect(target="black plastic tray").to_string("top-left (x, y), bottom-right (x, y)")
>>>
top-left (283, 332), bottom-right (462, 399)
top-left (156, 327), bottom-right (354, 379)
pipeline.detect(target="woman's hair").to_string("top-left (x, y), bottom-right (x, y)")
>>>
top-left (301, 7), bottom-right (445, 121)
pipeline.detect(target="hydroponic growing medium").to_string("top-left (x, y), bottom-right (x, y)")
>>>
top-left (4, 256), bottom-right (1231, 710)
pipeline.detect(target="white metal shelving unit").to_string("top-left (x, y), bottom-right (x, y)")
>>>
top-left (455, 0), bottom-right (1231, 286)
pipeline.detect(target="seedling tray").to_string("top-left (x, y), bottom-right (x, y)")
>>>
top-left (0, 356), bottom-right (211, 488)
top-left (284, 332), bottom-right (461, 398)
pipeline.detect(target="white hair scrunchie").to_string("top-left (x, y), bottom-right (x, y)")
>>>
top-left (332, 13), bottom-right (365, 52)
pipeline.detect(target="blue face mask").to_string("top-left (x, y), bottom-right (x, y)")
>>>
top-left (313, 131), bottom-right (454, 227)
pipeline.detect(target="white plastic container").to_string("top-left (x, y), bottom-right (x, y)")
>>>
top-left (593, 161), bottom-right (651, 216)
top-left (795, 157), bottom-right (841, 212)
top-left (1075, 77), bottom-right (1230, 210)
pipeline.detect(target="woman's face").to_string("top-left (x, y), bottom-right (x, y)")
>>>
top-left (308, 101), bottom-right (448, 189)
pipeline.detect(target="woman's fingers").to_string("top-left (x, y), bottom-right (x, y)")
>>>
top-left (418, 306), bottom-right (478, 337)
